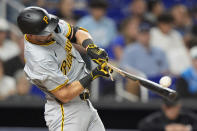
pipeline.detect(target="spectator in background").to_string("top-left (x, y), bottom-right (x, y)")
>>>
top-left (15, 70), bottom-right (31, 96)
top-left (109, 17), bottom-right (140, 61)
top-left (171, 5), bottom-right (192, 37)
top-left (191, 7), bottom-right (197, 24)
top-left (6, 70), bottom-right (45, 101)
top-left (150, 13), bottom-right (191, 75)
top-left (21, 0), bottom-right (58, 15)
top-left (3, 28), bottom-right (25, 77)
top-left (0, 19), bottom-right (20, 62)
top-left (128, 0), bottom-right (147, 21)
top-left (139, 98), bottom-right (197, 131)
top-left (186, 37), bottom-right (197, 50)
top-left (56, 0), bottom-right (78, 25)
top-left (77, 0), bottom-right (117, 49)
top-left (192, 24), bottom-right (197, 36)
top-left (36, 0), bottom-right (58, 14)
top-left (120, 23), bottom-right (168, 97)
top-left (176, 46), bottom-right (197, 98)
top-left (171, 4), bottom-right (193, 46)
top-left (14, 70), bottom-right (45, 99)
top-left (20, 0), bottom-right (34, 6)
top-left (145, 0), bottom-right (164, 26)
top-left (0, 59), bottom-right (16, 100)
top-left (120, 23), bottom-right (169, 78)
top-left (36, 0), bottom-right (46, 8)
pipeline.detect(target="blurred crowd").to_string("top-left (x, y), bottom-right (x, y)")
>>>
top-left (1, 0), bottom-right (197, 101)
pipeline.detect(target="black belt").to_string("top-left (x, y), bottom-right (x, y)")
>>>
top-left (79, 89), bottom-right (90, 100)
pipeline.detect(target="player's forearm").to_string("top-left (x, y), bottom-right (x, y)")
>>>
top-left (75, 30), bottom-right (92, 47)
top-left (52, 81), bottom-right (84, 103)
top-left (59, 74), bottom-right (93, 103)
top-left (52, 63), bottom-right (110, 103)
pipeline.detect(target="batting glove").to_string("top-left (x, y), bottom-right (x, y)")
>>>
top-left (90, 62), bottom-right (113, 80)
top-left (86, 44), bottom-right (109, 65)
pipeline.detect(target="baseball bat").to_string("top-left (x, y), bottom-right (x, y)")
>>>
top-left (107, 63), bottom-right (177, 101)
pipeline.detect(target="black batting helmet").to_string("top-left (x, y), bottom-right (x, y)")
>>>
top-left (17, 6), bottom-right (59, 36)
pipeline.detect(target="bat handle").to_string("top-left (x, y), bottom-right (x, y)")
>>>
top-left (107, 63), bottom-right (125, 77)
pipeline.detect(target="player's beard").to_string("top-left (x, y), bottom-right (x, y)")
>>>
top-left (36, 34), bottom-right (53, 43)
top-left (37, 39), bottom-right (53, 43)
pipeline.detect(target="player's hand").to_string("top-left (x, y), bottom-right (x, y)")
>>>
top-left (90, 62), bottom-right (113, 80)
top-left (86, 44), bottom-right (108, 65)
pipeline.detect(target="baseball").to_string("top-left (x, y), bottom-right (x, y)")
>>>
top-left (159, 76), bottom-right (172, 88)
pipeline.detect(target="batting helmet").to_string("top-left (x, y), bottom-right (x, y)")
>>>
top-left (17, 6), bottom-right (59, 36)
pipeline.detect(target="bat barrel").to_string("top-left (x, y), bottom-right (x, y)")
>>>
top-left (138, 79), bottom-right (177, 101)
top-left (107, 63), bottom-right (177, 101)
top-left (169, 91), bottom-right (177, 100)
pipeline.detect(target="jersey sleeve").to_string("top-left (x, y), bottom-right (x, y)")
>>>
top-left (24, 54), bottom-right (69, 92)
top-left (58, 19), bottom-right (72, 40)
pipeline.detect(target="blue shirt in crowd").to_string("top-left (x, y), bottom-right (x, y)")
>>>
top-left (107, 35), bottom-right (125, 59)
top-left (77, 15), bottom-right (117, 49)
top-left (181, 67), bottom-right (197, 93)
top-left (120, 43), bottom-right (169, 77)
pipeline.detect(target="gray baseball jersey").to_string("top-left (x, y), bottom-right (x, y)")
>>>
top-left (24, 19), bottom-right (105, 131)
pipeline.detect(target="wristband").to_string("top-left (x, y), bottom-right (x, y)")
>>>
top-left (82, 39), bottom-right (94, 49)
top-left (79, 74), bottom-right (93, 88)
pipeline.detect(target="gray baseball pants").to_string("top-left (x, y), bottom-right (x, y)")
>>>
top-left (44, 98), bottom-right (105, 131)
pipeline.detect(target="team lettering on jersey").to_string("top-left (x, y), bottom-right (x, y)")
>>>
top-left (60, 40), bottom-right (73, 75)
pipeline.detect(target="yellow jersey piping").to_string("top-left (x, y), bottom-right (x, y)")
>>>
top-left (50, 79), bottom-right (69, 92)
top-left (60, 104), bottom-right (64, 131)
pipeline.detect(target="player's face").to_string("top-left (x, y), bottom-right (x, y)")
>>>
top-left (33, 34), bottom-right (53, 43)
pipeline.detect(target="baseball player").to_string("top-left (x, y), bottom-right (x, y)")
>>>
top-left (17, 6), bottom-right (112, 131)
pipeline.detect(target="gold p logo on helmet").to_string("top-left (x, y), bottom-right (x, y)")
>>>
top-left (43, 16), bottom-right (48, 24)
